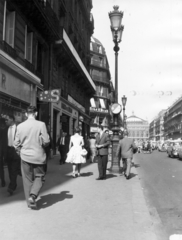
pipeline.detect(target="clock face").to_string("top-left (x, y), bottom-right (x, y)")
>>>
top-left (111, 103), bottom-right (122, 114)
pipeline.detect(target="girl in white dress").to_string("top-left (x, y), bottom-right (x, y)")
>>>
top-left (66, 127), bottom-right (86, 177)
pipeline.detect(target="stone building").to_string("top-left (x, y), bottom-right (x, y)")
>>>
top-left (89, 36), bottom-right (112, 133)
top-left (0, 0), bottom-right (95, 154)
top-left (126, 113), bottom-right (149, 141)
top-left (149, 110), bottom-right (166, 141)
top-left (163, 97), bottom-right (182, 140)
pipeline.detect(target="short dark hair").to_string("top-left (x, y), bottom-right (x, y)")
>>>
top-left (74, 127), bottom-right (80, 133)
top-left (26, 105), bottom-right (37, 114)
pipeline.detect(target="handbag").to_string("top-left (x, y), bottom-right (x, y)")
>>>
top-left (81, 148), bottom-right (88, 157)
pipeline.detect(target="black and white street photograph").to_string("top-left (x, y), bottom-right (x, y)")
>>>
top-left (0, 0), bottom-right (182, 239)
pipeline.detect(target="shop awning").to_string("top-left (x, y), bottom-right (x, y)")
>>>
top-left (90, 98), bottom-right (96, 108)
top-left (99, 98), bottom-right (106, 109)
top-left (56, 29), bottom-right (96, 92)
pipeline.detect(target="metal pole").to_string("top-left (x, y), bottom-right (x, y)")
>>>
top-left (123, 107), bottom-right (125, 129)
top-left (109, 39), bottom-right (121, 173)
top-left (115, 51), bottom-right (118, 103)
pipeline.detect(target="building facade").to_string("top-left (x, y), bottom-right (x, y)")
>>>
top-left (0, 0), bottom-right (95, 154)
top-left (149, 110), bottom-right (166, 141)
top-left (163, 97), bottom-right (182, 140)
top-left (89, 36), bottom-right (112, 133)
top-left (126, 113), bottom-right (149, 141)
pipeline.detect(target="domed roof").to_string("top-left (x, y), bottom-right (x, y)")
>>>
top-left (126, 115), bottom-right (146, 123)
top-left (91, 36), bottom-right (103, 46)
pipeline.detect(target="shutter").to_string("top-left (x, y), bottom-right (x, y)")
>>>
top-left (6, 11), bottom-right (15, 47)
top-left (27, 32), bottom-right (33, 62)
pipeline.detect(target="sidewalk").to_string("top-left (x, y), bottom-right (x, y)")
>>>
top-left (0, 155), bottom-right (159, 240)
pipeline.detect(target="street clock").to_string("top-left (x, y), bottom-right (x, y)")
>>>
top-left (111, 103), bottom-right (122, 114)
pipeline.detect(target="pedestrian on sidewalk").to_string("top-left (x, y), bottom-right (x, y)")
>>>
top-left (116, 130), bottom-right (137, 180)
top-left (0, 118), bottom-right (7, 187)
top-left (57, 132), bottom-right (69, 165)
top-left (95, 124), bottom-right (110, 180)
top-left (14, 106), bottom-right (50, 209)
top-left (65, 127), bottom-right (86, 178)
top-left (4, 114), bottom-right (21, 195)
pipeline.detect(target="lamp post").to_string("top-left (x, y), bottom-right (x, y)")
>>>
top-left (109, 6), bottom-right (124, 172)
top-left (122, 95), bottom-right (127, 129)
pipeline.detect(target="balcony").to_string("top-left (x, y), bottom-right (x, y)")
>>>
top-left (8, 0), bottom-right (60, 41)
top-left (24, 60), bottom-right (35, 73)
top-left (0, 41), bottom-right (17, 60)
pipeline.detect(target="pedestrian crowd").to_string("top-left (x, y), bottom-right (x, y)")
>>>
top-left (0, 105), bottom-right (137, 210)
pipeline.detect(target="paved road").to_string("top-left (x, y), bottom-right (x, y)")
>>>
top-left (135, 150), bottom-right (182, 239)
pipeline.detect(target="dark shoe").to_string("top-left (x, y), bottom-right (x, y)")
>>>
top-left (28, 195), bottom-right (37, 209)
top-left (126, 175), bottom-right (130, 180)
top-left (102, 177), bottom-right (106, 180)
top-left (96, 177), bottom-right (103, 180)
top-left (7, 188), bottom-right (14, 195)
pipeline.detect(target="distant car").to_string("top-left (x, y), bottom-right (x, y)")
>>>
top-left (167, 140), bottom-right (181, 158)
top-left (158, 142), bottom-right (167, 152)
top-left (158, 145), bottom-right (166, 152)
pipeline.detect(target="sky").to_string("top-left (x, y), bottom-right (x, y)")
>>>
top-left (91, 0), bottom-right (182, 122)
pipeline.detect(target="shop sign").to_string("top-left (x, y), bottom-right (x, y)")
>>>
top-left (90, 127), bottom-right (98, 132)
top-left (0, 69), bottom-right (31, 102)
top-left (38, 89), bottom-right (60, 103)
top-left (62, 102), bottom-right (72, 113)
top-left (90, 107), bottom-right (108, 113)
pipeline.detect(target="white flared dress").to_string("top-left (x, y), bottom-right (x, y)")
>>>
top-left (66, 135), bottom-right (86, 164)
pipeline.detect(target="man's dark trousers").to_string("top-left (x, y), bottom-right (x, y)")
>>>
top-left (21, 160), bottom-right (45, 206)
top-left (59, 145), bottom-right (66, 164)
top-left (6, 147), bottom-right (20, 191)
top-left (97, 155), bottom-right (108, 179)
top-left (0, 154), bottom-right (5, 184)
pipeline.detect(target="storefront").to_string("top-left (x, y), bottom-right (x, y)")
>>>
top-left (51, 99), bottom-right (78, 155)
top-left (0, 49), bottom-right (42, 123)
top-left (78, 113), bottom-right (91, 139)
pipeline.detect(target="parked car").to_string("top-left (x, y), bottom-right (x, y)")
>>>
top-left (167, 140), bottom-right (181, 158)
top-left (177, 141), bottom-right (182, 160)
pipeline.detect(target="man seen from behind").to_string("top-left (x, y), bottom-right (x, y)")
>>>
top-left (14, 106), bottom-right (50, 209)
top-left (116, 130), bottom-right (137, 180)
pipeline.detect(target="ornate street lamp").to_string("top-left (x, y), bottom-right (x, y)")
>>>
top-left (109, 6), bottom-right (124, 103)
top-left (108, 6), bottom-right (124, 172)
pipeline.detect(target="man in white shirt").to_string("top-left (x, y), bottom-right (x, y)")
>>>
top-left (5, 114), bottom-right (20, 195)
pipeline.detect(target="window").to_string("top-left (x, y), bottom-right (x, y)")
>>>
top-left (36, 41), bottom-right (42, 72)
top-left (99, 57), bottom-right (103, 67)
top-left (97, 45), bottom-right (102, 54)
top-left (5, 11), bottom-right (15, 48)
top-left (25, 26), bottom-right (33, 63)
